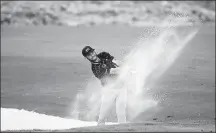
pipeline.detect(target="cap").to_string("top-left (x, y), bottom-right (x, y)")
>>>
top-left (82, 46), bottom-right (95, 57)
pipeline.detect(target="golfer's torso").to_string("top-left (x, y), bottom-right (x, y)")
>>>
top-left (91, 62), bottom-right (110, 79)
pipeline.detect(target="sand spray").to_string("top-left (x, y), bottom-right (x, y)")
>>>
top-left (70, 14), bottom-right (200, 122)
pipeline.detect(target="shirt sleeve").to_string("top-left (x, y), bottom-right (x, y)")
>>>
top-left (98, 52), bottom-right (114, 60)
top-left (98, 52), bottom-right (121, 68)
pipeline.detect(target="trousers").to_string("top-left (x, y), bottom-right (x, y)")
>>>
top-left (98, 75), bottom-right (127, 124)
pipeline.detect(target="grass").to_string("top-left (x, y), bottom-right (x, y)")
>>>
top-left (1, 1), bottom-right (215, 26)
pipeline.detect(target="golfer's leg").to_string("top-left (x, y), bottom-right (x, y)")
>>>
top-left (116, 88), bottom-right (127, 123)
top-left (86, 96), bottom-right (101, 121)
top-left (98, 89), bottom-right (117, 125)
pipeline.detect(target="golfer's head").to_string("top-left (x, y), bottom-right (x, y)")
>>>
top-left (82, 46), bottom-right (97, 62)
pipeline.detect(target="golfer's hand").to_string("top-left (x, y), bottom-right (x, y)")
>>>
top-left (112, 59), bottom-right (122, 67)
top-left (110, 67), bottom-right (121, 75)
